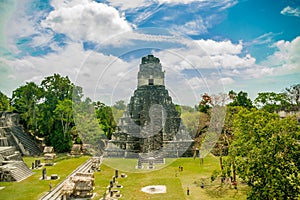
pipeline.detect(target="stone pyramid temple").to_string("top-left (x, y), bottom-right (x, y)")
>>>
top-left (105, 55), bottom-right (193, 158)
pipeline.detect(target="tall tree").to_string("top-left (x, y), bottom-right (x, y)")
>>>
top-left (38, 74), bottom-right (83, 152)
top-left (228, 90), bottom-right (253, 109)
top-left (54, 99), bottom-right (73, 137)
top-left (0, 91), bottom-right (10, 111)
top-left (11, 82), bottom-right (43, 131)
top-left (230, 109), bottom-right (300, 199)
top-left (39, 74), bottom-right (82, 135)
top-left (95, 101), bottom-right (116, 139)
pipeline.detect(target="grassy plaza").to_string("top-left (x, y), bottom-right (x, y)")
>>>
top-left (0, 154), bottom-right (249, 200)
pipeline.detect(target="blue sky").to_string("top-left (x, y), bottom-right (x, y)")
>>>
top-left (0, 0), bottom-right (299, 106)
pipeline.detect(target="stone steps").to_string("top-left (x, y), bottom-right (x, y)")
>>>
top-left (0, 161), bottom-right (33, 182)
top-left (40, 157), bottom-right (101, 200)
top-left (9, 161), bottom-right (33, 182)
top-left (10, 126), bottom-right (41, 156)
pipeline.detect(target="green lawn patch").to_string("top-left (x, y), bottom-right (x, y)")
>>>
top-left (0, 155), bottom-right (89, 200)
top-left (0, 155), bottom-right (249, 200)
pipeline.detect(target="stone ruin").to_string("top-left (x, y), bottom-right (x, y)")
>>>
top-left (105, 55), bottom-right (193, 160)
top-left (100, 170), bottom-right (125, 200)
top-left (61, 172), bottom-right (95, 199)
top-left (70, 144), bottom-right (82, 155)
top-left (0, 112), bottom-right (41, 182)
top-left (0, 112), bottom-right (41, 156)
top-left (43, 146), bottom-right (56, 166)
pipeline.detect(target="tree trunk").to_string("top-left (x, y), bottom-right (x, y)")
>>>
top-left (232, 160), bottom-right (236, 182)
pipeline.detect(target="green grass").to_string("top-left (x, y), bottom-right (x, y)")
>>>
top-left (0, 155), bottom-right (249, 200)
top-left (0, 155), bottom-right (89, 200)
top-left (95, 155), bottom-right (249, 199)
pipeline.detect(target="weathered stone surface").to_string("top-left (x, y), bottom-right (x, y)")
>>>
top-left (106, 55), bottom-right (193, 158)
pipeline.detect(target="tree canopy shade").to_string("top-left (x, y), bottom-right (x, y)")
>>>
top-left (230, 109), bottom-right (300, 199)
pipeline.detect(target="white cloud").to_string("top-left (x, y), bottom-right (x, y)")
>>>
top-left (263, 36), bottom-right (300, 74)
top-left (196, 39), bottom-right (243, 55)
top-left (154, 39), bottom-right (255, 70)
top-left (211, 53), bottom-right (256, 69)
top-left (218, 77), bottom-right (234, 85)
top-left (157, 0), bottom-right (208, 4)
top-left (174, 18), bottom-right (208, 35)
top-left (280, 6), bottom-right (300, 17)
top-left (157, 0), bottom-right (237, 9)
top-left (107, 0), bottom-right (151, 10)
top-left (41, 1), bottom-right (133, 43)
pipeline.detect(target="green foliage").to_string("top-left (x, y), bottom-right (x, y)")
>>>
top-left (73, 98), bottom-right (106, 148)
top-left (230, 109), bottom-right (300, 199)
top-left (0, 91), bottom-right (10, 111)
top-left (10, 74), bottom-right (85, 153)
top-left (11, 82), bottom-right (43, 131)
top-left (254, 92), bottom-right (291, 112)
top-left (54, 99), bottom-right (73, 135)
top-left (181, 110), bottom-right (201, 138)
top-left (95, 101), bottom-right (116, 139)
top-left (48, 129), bottom-right (72, 153)
top-left (228, 91), bottom-right (253, 109)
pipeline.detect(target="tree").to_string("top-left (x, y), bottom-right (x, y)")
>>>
top-left (54, 99), bottom-right (73, 137)
top-left (228, 90), bottom-right (253, 109)
top-left (112, 100), bottom-right (127, 110)
top-left (197, 93), bottom-right (212, 113)
top-left (11, 82), bottom-right (43, 131)
top-left (0, 91), bottom-right (10, 111)
top-left (254, 92), bottom-right (291, 112)
top-left (73, 98), bottom-right (106, 154)
top-left (39, 74), bottom-right (82, 135)
top-left (38, 74), bottom-right (83, 152)
top-left (285, 84), bottom-right (300, 110)
top-left (230, 109), bottom-right (300, 199)
top-left (95, 101), bottom-right (116, 139)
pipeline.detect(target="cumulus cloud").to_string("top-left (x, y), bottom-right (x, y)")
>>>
top-left (41, 1), bottom-right (133, 43)
top-left (196, 39), bottom-right (242, 55)
top-left (280, 6), bottom-right (300, 17)
top-left (1, 42), bottom-right (137, 103)
top-left (218, 77), bottom-right (234, 85)
top-left (154, 39), bottom-right (255, 70)
top-left (263, 36), bottom-right (300, 74)
top-left (211, 54), bottom-right (256, 69)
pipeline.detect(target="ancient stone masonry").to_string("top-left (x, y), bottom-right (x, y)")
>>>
top-left (106, 55), bottom-right (193, 158)
top-left (0, 112), bottom-right (41, 156)
top-left (0, 112), bottom-right (39, 182)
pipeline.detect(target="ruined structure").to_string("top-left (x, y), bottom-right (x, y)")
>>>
top-left (0, 112), bottom-right (38, 181)
top-left (61, 172), bottom-right (95, 199)
top-left (0, 112), bottom-right (41, 156)
top-left (105, 55), bottom-right (193, 158)
top-left (43, 146), bottom-right (56, 166)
